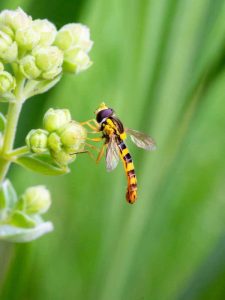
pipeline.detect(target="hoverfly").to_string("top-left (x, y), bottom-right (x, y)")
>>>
top-left (82, 103), bottom-right (156, 204)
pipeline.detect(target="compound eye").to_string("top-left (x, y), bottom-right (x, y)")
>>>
top-left (96, 108), bottom-right (113, 123)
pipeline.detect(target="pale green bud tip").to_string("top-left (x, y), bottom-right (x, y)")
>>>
top-left (26, 129), bottom-right (48, 153)
top-left (20, 55), bottom-right (41, 79)
top-left (59, 121), bottom-right (87, 152)
top-left (32, 19), bottom-right (57, 46)
top-left (51, 149), bottom-right (76, 166)
top-left (0, 8), bottom-right (32, 31)
top-left (47, 132), bottom-right (62, 153)
top-left (0, 71), bottom-right (16, 94)
top-left (33, 46), bottom-right (63, 71)
top-left (63, 49), bottom-right (92, 74)
top-left (43, 108), bottom-right (71, 132)
top-left (21, 186), bottom-right (51, 214)
top-left (0, 31), bottom-right (18, 62)
top-left (55, 23), bottom-right (93, 52)
top-left (15, 26), bottom-right (39, 50)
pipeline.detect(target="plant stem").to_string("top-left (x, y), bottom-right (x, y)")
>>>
top-left (6, 146), bottom-right (29, 159)
top-left (0, 76), bottom-right (25, 182)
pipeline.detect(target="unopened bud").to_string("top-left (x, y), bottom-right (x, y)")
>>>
top-left (59, 121), bottom-right (86, 152)
top-left (32, 19), bottom-right (57, 46)
top-left (26, 129), bottom-right (48, 153)
top-left (51, 149), bottom-right (76, 166)
top-left (20, 55), bottom-right (41, 79)
top-left (1, 41), bottom-right (18, 63)
top-left (20, 185), bottom-right (51, 214)
top-left (0, 30), bottom-right (12, 52)
top-left (0, 71), bottom-right (16, 94)
top-left (15, 26), bottom-right (40, 50)
top-left (33, 45), bottom-right (63, 71)
top-left (0, 8), bottom-right (32, 31)
top-left (43, 108), bottom-right (71, 132)
top-left (55, 23), bottom-right (93, 52)
top-left (47, 132), bottom-right (62, 152)
top-left (63, 48), bottom-right (92, 74)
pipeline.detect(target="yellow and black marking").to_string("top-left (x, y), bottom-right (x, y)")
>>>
top-left (117, 138), bottom-right (137, 204)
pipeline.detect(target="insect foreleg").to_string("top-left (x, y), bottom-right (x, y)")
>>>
top-left (81, 119), bottom-right (100, 132)
top-left (96, 144), bottom-right (106, 164)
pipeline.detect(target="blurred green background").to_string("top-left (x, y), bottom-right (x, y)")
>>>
top-left (0, 0), bottom-right (225, 299)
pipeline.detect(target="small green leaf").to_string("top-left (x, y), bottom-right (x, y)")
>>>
top-left (0, 221), bottom-right (53, 242)
top-left (24, 76), bottom-right (61, 98)
top-left (0, 112), bottom-right (6, 132)
top-left (15, 154), bottom-right (70, 175)
top-left (10, 211), bottom-right (36, 228)
top-left (0, 179), bottom-right (17, 210)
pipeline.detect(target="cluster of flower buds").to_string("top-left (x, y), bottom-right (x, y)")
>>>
top-left (26, 108), bottom-right (87, 166)
top-left (0, 8), bottom-right (93, 97)
top-left (0, 180), bottom-right (53, 242)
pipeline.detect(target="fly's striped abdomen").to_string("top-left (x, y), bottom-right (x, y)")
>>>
top-left (117, 138), bottom-right (137, 204)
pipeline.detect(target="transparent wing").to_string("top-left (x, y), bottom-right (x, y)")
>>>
top-left (126, 128), bottom-right (156, 151)
top-left (105, 135), bottom-right (120, 172)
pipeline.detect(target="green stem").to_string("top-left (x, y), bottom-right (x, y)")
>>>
top-left (0, 76), bottom-right (25, 182)
top-left (5, 146), bottom-right (29, 159)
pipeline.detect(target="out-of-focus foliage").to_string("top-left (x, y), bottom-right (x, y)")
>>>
top-left (0, 0), bottom-right (225, 299)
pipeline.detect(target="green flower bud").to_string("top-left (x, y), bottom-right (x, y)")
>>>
top-left (0, 30), bottom-right (12, 51)
top-left (0, 71), bottom-right (16, 94)
top-left (0, 24), bottom-right (14, 38)
top-left (42, 66), bottom-right (62, 80)
top-left (55, 23), bottom-right (93, 52)
top-left (1, 41), bottom-right (18, 63)
top-left (32, 46), bottom-right (63, 71)
top-left (19, 55), bottom-right (41, 79)
top-left (26, 129), bottom-right (49, 154)
top-left (32, 19), bottom-right (57, 46)
top-left (20, 186), bottom-right (51, 215)
top-left (59, 121), bottom-right (87, 152)
top-left (51, 149), bottom-right (76, 166)
top-left (0, 8), bottom-right (32, 31)
top-left (15, 26), bottom-right (40, 50)
top-left (43, 108), bottom-right (71, 132)
top-left (47, 132), bottom-right (62, 153)
top-left (63, 48), bottom-right (92, 74)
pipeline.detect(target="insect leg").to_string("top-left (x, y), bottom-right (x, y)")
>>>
top-left (96, 144), bottom-right (106, 164)
top-left (81, 119), bottom-right (99, 131)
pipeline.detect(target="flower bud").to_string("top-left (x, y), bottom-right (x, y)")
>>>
top-left (0, 8), bottom-right (32, 31)
top-left (0, 71), bottom-right (16, 94)
top-left (15, 26), bottom-right (40, 50)
top-left (63, 48), bottom-right (92, 74)
top-left (43, 108), bottom-right (71, 132)
top-left (32, 19), bottom-right (57, 46)
top-left (20, 186), bottom-right (51, 214)
top-left (58, 121), bottom-right (87, 152)
top-left (51, 149), bottom-right (76, 166)
top-left (0, 24), bottom-right (14, 39)
top-left (47, 132), bottom-right (62, 152)
top-left (26, 129), bottom-right (48, 154)
top-left (1, 41), bottom-right (18, 63)
top-left (55, 23), bottom-right (93, 52)
top-left (32, 46), bottom-right (63, 72)
top-left (19, 55), bottom-right (41, 79)
top-left (42, 66), bottom-right (62, 80)
top-left (0, 30), bottom-right (12, 51)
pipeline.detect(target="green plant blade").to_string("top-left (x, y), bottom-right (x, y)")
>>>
top-left (15, 155), bottom-right (69, 176)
